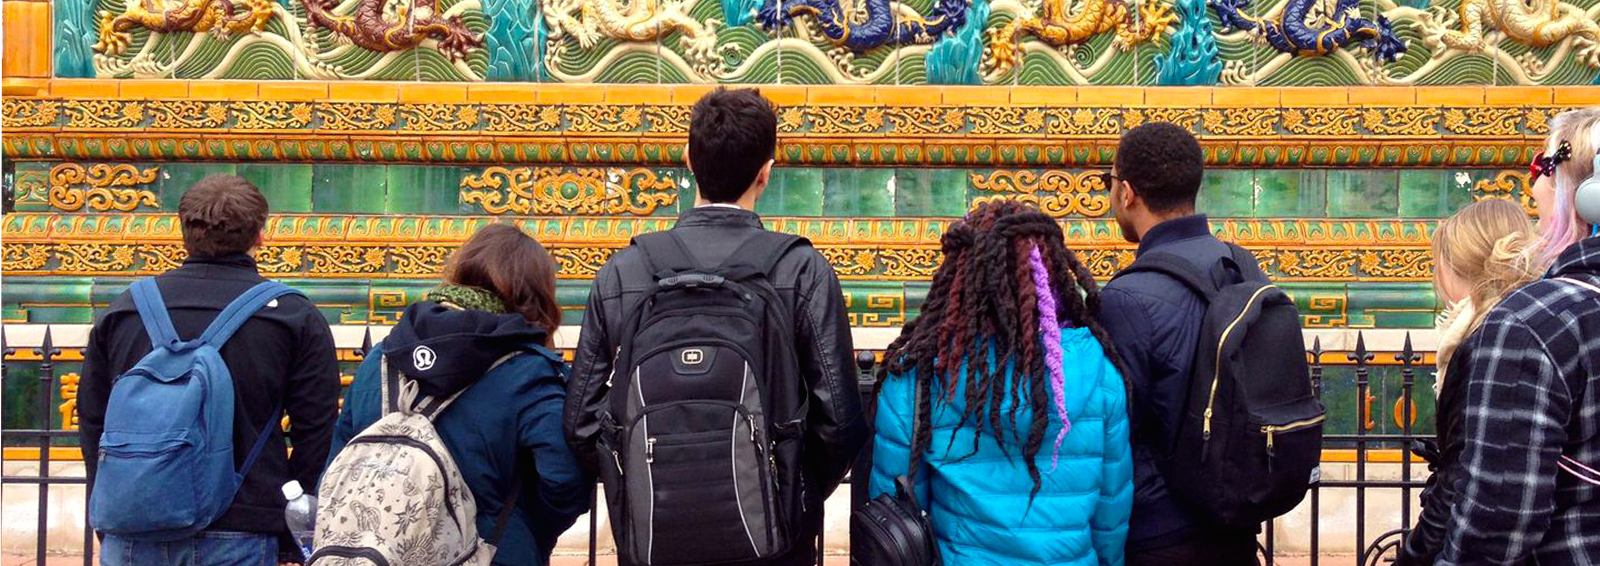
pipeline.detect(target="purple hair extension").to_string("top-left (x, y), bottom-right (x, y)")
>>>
top-left (1028, 245), bottom-right (1070, 469)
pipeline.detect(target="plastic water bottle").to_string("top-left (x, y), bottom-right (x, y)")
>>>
top-left (282, 480), bottom-right (317, 562)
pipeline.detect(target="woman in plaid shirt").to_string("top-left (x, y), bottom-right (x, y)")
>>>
top-left (1400, 108), bottom-right (1600, 566)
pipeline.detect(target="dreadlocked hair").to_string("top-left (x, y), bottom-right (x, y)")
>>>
top-left (879, 200), bottom-right (1130, 500)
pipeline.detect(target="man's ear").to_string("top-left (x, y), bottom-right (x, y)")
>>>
top-left (1119, 180), bottom-right (1139, 212)
top-left (746, 160), bottom-right (773, 202)
top-left (684, 143), bottom-right (694, 171)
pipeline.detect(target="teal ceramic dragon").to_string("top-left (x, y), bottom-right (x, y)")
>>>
top-left (757, 0), bottom-right (972, 51)
top-left (1210, 0), bottom-right (1406, 62)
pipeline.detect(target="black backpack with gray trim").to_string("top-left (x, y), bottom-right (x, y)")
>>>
top-left (597, 230), bottom-right (811, 566)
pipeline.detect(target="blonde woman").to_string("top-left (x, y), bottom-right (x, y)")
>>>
top-left (1429, 199), bottom-right (1539, 393)
top-left (1401, 108), bottom-right (1600, 565)
top-left (1398, 199), bottom-right (1538, 565)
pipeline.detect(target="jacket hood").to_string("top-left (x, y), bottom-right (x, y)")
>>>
top-left (383, 301), bottom-right (549, 398)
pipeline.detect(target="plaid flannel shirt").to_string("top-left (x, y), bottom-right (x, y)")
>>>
top-left (1440, 238), bottom-right (1600, 565)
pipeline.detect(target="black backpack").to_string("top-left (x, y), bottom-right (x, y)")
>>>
top-left (1113, 245), bottom-right (1324, 529)
top-left (850, 404), bottom-right (939, 566)
top-left (597, 230), bottom-right (811, 566)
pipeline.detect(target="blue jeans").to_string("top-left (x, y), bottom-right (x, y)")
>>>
top-left (102, 530), bottom-right (277, 566)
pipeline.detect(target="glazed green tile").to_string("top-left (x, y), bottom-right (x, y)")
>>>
top-left (238, 164), bottom-right (312, 213)
top-left (1397, 170), bottom-right (1465, 218)
top-left (895, 169), bottom-right (968, 217)
top-left (1197, 169), bottom-right (1254, 217)
top-left (1255, 170), bottom-right (1327, 218)
top-left (757, 168), bottom-right (824, 216)
top-left (387, 165), bottom-right (470, 214)
top-left (158, 163), bottom-right (238, 210)
top-left (823, 169), bottom-right (895, 217)
top-left (1326, 170), bottom-right (1399, 218)
top-left (675, 168), bottom-right (698, 214)
top-left (1450, 171), bottom-right (1483, 212)
top-left (313, 164), bottom-right (388, 213)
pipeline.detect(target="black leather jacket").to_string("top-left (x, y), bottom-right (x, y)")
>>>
top-left (1396, 352), bottom-right (1470, 566)
top-left (564, 206), bottom-right (868, 552)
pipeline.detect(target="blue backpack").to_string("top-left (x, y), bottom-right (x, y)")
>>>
top-left (89, 279), bottom-right (303, 541)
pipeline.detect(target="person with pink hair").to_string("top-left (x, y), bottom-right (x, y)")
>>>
top-left (1409, 108), bottom-right (1600, 565)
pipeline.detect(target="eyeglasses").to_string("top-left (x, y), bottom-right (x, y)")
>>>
top-left (1096, 171), bottom-right (1122, 188)
top-left (1530, 141), bottom-right (1572, 184)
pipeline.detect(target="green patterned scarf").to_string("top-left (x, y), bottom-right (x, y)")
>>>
top-left (426, 284), bottom-right (508, 314)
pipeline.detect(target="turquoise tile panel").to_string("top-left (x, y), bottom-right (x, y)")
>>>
top-left (387, 165), bottom-right (470, 214)
top-left (158, 163), bottom-right (239, 210)
top-left (895, 169), bottom-right (969, 217)
top-left (1398, 170), bottom-right (1463, 218)
top-left (238, 164), bottom-right (313, 213)
top-left (824, 169), bottom-right (895, 217)
top-left (313, 164), bottom-right (388, 213)
top-left (1197, 169), bottom-right (1254, 217)
top-left (1326, 170), bottom-right (1399, 218)
top-left (757, 168), bottom-right (824, 216)
top-left (1255, 170), bottom-right (1327, 218)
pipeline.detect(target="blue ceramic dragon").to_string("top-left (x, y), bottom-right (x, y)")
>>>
top-left (757, 0), bottom-right (972, 51)
top-left (1209, 0), bottom-right (1406, 62)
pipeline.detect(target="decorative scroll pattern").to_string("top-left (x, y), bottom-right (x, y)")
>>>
top-left (2, 100), bottom-right (1569, 167)
top-left (1473, 170), bottom-right (1540, 216)
top-left (460, 167), bottom-right (681, 216)
top-left (969, 170), bottom-right (1111, 218)
top-left (47, 164), bottom-right (161, 212)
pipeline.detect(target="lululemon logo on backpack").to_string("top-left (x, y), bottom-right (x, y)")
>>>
top-left (681, 348), bottom-right (704, 365)
top-left (413, 346), bottom-right (437, 371)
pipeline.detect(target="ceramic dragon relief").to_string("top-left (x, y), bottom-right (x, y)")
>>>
top-left (755, 0), bottom-right (972, 50)
top-left (1416, 0), bottom-right (1600, 67)
top-left (542, 0), bottom-right (725, 75)
top-left (93, 0), bottom-right (275, 55)
top-left (1210, 0), bottom-right (1407, 62)
top-left (984, 0), bottom-right (1177, 76)
top-left (302, 0), bottom-right (484, 61)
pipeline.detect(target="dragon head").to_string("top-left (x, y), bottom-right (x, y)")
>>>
top-left (1362, 14), bottom-right (1407, 63)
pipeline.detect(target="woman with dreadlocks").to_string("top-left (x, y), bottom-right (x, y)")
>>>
top-left (867, 201), bottom-right (1134, 565)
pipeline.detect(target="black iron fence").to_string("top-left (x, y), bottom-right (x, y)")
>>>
top-left (2, 326), bottom-right (1430, 565)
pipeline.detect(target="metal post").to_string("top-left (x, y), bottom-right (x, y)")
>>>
top-left (37, 327), bottom-right (56, 566)
top-left (589, 486), bottom-right (599, 566)
top-left (1350, 333), bottom-right (1373, 565)
top-left (1308, 337), bottom-right (1323, 566)
top-left (1397, 333), bottom-right (1419, 537)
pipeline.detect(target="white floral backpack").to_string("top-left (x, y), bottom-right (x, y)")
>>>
top-left (311, 354), bottom-right (519, 566)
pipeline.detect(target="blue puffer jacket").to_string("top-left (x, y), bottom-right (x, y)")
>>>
top-left (869, 327), bottom-right (1133, 566)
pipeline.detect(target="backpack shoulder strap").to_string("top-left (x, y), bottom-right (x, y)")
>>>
top-left (129, 279), bottom-right (182, 350)
top-left (196, 281), bottom-right (303, 347)
top-left (719, 231), bottom-right (807, 280)
top-left (632, 231), bottom-right (700, 277)
top-left (1113, 251), bottom-right (1219, 300)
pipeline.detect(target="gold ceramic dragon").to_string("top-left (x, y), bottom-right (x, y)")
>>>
top-left (543, 0), bottom-right (722, 74)
top-left (1422, 0), bottom-right (1600, 66)
top-left (94, 0), bottom-right (275, 56)
top-left (986, 0), bottom-right (1176, 73)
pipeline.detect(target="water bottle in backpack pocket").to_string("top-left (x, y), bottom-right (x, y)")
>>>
top-left (599, 231), bottom-right (811, 566)
top-left (89, 280), bottom-right (300, 541)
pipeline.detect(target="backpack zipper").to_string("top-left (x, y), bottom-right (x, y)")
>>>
top-left (1261, 414), bottom-right (1326, 454)
top-left (1203, 285), bottom-right (1276, 441)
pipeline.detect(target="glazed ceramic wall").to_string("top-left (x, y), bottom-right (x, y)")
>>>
top-left (53, 0), bottom-right (1600, 83)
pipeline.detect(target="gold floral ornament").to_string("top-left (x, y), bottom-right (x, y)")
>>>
top-left (460, 167), bottom-right (681, 216)
top-left (969, 170), bottom-right (1111, 218)
top-left (48, 164), bottom-right (161, 212)
top-left (1473, 170), bottom-right (1539, 216)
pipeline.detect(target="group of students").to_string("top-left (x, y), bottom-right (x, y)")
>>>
top-left (73, 89), bottom-right (1600, 566)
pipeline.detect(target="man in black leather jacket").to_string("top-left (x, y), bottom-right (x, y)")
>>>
top-left (564, 87), bottom-right (867, 566)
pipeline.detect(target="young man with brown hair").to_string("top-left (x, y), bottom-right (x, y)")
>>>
top-left (79, 174), bottom-right (340, 565)
top-left (566, 88), bottom-right (867, 566)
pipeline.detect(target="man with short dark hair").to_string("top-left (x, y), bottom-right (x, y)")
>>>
top-left (1096, 122), bottom-right (1266, 565)
top-left (566, 88), bottom-right (867, 566)
top-left (80, 174), bottom-right (339, 565)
